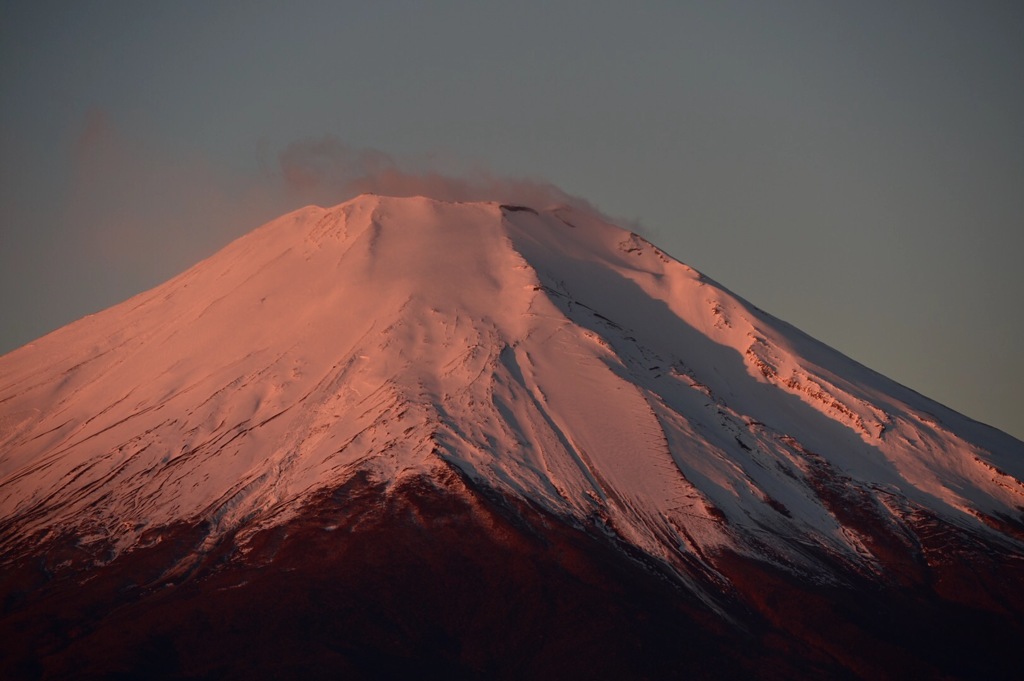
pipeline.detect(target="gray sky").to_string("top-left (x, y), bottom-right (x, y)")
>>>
top-left (2, 1), bottom-right (1022, 440)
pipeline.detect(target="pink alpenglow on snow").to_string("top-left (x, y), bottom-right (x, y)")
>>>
top-left (1, 194), bottom-right (1022, 678)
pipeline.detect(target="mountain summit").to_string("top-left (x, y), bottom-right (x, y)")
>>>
top-left (2, 195), bottom-right (1023, 678)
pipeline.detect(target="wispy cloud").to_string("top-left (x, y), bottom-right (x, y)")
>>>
top-left (66, 110), bottom-right (286, 277)
top-left (276, 134), bottom-right (596, 211)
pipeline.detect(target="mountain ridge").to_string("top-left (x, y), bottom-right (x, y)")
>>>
top-left (2, 193), bottom-right (1022, 563)
top-left (1, 193), bottom-right (1022, 678)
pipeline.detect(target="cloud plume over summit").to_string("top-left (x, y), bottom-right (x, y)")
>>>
top-left (277, 134), bottom-right (593, 211)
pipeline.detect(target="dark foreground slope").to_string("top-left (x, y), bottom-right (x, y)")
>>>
top-left (3, 467), bottom-right (1022, 680)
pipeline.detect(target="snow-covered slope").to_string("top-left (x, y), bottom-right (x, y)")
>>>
top-left (1, 194), bottom-right (1022, 590)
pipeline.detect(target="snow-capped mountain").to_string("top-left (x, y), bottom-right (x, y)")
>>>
top-left (2, 195), bottom-right (1022, 679)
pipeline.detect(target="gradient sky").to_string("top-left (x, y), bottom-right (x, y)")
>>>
top-left (2, 1), bottom-right (1022, 440)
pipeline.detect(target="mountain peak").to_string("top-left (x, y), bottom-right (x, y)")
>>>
top-left (3, 195), bottom-right (1023, 677)
top-left (3, 193), bottom-right (1021, 576)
